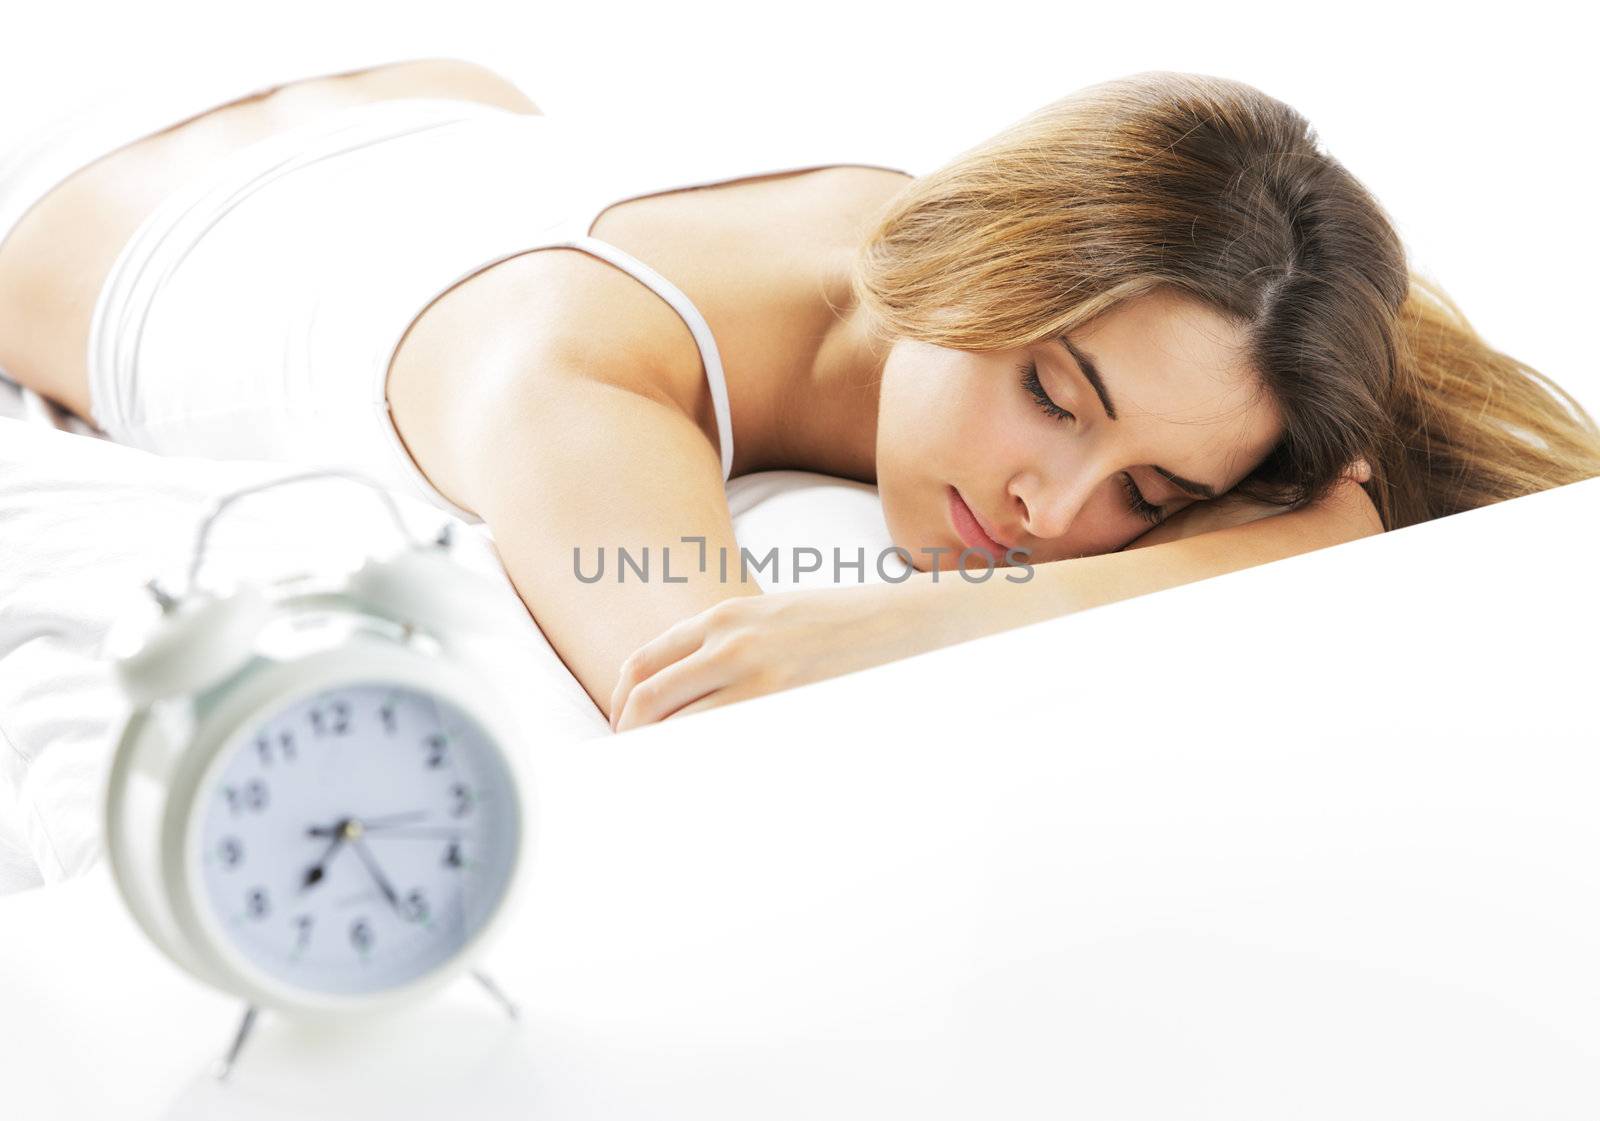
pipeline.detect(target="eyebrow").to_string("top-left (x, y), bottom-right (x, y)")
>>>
top-left (1055, 335), bottom-right (1222, 501)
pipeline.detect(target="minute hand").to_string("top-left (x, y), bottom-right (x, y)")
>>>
top-left (350, 827), bottom-right (464, 840)
top-left (349, 836), bottom-right (404, 916)
top-left (359, 811), bottom-right (430, 830)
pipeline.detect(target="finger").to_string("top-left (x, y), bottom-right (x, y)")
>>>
top-left (661, 694), bottom-right (724, 723)
top-left (608, 613), bottom-right (710, 730)
top-left (614, 646), bottom-right (736, 732)
top-left (661, 686), bottom-right (754, 724)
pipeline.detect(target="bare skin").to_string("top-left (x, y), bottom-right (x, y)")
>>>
top-left (0, 59), bottom-right (1380, 726)
top-left (0, 56), bottom-right (899, 491)
top-left (0, 58), bottom-right (545, 416)
top-left (0, 56), bottom-right (911, 718)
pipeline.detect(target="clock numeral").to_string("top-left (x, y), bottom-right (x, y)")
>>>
top-left (294, 914), bottom-right (314, 950)
top-left (218, 836), bottom-right (244, 869)
top-left (449, 783), bottom-right (473, 818)
top-left (310, 700), bottom-right (354, 737)
top-left (379, 702), bottom-right (397, 735)
top-left (246, 887), bottom-right (271, 919)
top-left (350, 918), bottom-right (373, 954)
top-left (403, 888), bottom-right (429, 923)
top-left (256, 732), bottom-right (298, 767)
top-left (443, 841), bottom-right (465, 870)
top-left (424, 733), bottom-right (448, 769)
top-left (223, 780), bottom-right (269, 816)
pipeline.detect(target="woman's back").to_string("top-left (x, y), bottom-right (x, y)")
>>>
top-left (0, 59), bottom-right (539, 418)
top-left (0, 57), bottom-right (912, 519)
top-left (0, 55), bottom-right (915, 718)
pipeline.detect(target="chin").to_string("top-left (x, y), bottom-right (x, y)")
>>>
top-left (898, 535), bottom-right (988, 574)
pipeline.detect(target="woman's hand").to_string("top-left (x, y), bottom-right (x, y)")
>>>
top-left (608, 583), bottom-right (930, 732)
top-left (1125, 458), bottom-right (1373, 551)
top-left (1124, 490), bottom-right (1293, 550)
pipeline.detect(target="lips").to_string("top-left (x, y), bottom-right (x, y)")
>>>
top-left (948, 486), bottom-right (1010, 560)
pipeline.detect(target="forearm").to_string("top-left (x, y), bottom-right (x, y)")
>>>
top-left (467, 377), bottom-right (762, 718)
top-left (893, 477), bottom-right (1384, 650)
top-left (604, 481), bottom-right (1381, 729)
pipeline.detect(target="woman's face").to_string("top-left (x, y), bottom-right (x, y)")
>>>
top-left (875, 289), bottom-right (1284, 569)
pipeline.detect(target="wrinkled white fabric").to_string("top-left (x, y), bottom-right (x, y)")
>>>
top-left (0, 415), bottom-right (903, 893)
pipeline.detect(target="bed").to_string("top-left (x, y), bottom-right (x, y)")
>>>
top-left (9, 363), bottom-right (1600, 1113)
top-left (2, 365), bottom-right (1598, 1116)
top-left (0, 375), bottom-right (913, 892)
top-left (1, 6), bottom-right (1597, 1111)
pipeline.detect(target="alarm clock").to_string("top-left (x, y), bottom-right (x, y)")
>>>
top-left (100, 470), bottom-right (535, 1071)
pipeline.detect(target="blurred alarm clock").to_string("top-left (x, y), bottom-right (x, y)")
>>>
top-left (100, 471), bottom-right (534, 1076)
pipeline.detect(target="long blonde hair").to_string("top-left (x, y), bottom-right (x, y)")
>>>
top-left (848, 71), bottom-right (1600, 531)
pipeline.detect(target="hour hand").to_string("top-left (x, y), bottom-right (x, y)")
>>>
top-left (300, 830), bottom-right (347, 892)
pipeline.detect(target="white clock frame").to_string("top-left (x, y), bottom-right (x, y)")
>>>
top-left (107, 628), bottom-right (535, 1017)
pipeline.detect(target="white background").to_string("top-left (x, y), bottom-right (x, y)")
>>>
top-left (3, 7), bottom-right (1599, 1113)
top-left (2, 0), bottom-right (1594, 417)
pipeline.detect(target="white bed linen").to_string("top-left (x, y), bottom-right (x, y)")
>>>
top-left (0, 470), bottom-right (1596, 1119)
top-left (0, 375), bottom-right (46, 889)
top-left (0, 411), bottom-right (906, 893)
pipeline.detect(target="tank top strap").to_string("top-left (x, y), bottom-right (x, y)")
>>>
top-left (564, 233), bottom-right (736, 482)
top-left (548, 119), bottom-right (923, 485)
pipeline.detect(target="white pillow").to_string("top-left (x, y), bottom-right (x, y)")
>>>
top-left (0, 418), bottom-right (901, 889)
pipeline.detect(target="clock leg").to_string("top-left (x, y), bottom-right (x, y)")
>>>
top-left (213, 1003), bottom-right (261, 1081)
top-left (471, 969), bottom-right (521, 1021)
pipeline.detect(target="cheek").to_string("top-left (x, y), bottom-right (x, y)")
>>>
top-left (881, 366), bottom-right (1012, 468)
top-left (873, 369), bottom-right (947, 503)
top-left (873, 367), bottom-right (966, 553)
top-left (872, 396), bottom-right (928, 549)
top-left (873, 358), bottom-right (1031, 555)
top-left (876, 370), bottom-right (944, 452)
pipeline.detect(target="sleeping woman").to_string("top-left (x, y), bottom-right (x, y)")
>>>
top-left (1, 56), bottom-right (1596, 731)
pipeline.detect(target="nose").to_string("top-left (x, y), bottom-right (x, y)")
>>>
top-left (1008, 469), bottom-right (1099, 543)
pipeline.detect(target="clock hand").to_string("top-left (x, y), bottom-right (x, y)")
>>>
top-left (358, 810), bottom-right (430, 830)
top-left (305, 810), bottom-right (428, 839)
top-left (349, 836), bottom-right (404, 916)
top-left (348, 827), bottom-right (463, 840)
top-left (299, 826), bottom-right (350, 893)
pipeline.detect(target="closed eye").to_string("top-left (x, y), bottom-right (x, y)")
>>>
top-left (1019, 360), bottom-right (1165, 524)
top-left (1018, 361), bottom-right (1074, 422)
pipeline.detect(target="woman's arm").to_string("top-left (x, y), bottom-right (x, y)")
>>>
top-left (609, 476), bottom-right (1384, 728)
top-left (453, 363), bottom-right (761, 720)
top-left (889, 475), bottom-right (1385, 652)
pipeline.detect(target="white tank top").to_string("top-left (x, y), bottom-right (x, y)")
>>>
top-left (0, 63), bottom-right (921, 521)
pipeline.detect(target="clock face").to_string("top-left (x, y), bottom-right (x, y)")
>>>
top-left (193, 680), bottom-right (521, 996)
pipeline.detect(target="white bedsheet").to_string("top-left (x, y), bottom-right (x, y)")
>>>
top-left (0, 375), bottom-right (46, 890)
top-left (1, 462), bottom-right (1596, 1118)
top-left (0, 396), bottom-right (907, 894)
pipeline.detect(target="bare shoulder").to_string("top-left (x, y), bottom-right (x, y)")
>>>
top-left (390, 158), bottom-right (913, 513)
top-left (385, 245), bottom-right (713, 513)
top-left (809, 166), bottom-right (915, 238)
top-left (429, 246), bottom-right (708, 406)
